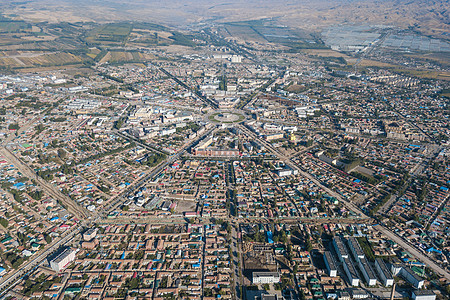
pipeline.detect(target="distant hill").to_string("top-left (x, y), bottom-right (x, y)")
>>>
top-left (2, 0), bottom-right (449, 40)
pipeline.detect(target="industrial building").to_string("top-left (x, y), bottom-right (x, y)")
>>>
top-left (375, 258), bottom-right (394, 287)
top-left (323, 251), bottom-right (338, 277)
top-left (252, 272), bottom-right (281, 284)
top-left (49, 248), bottom-right (77, 272)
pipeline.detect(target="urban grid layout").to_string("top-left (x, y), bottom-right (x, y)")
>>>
top-left (0, 1), bottom-right (448, 300)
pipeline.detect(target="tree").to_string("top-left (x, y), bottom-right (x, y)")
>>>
top-left (299, 290), bottom-right (306, 300)
top-left (44, 234), bottom-right (52, 244)
top-left (8, 123), bottom-right (19, 130)
top-left (30, 190), bottom-right (43, 201)
top-left (305, 235), bottom-right (313, 252)
top-left (57, 149), bottom-right (67, 159)
top-left (0, 217), bottom-right (8, 228)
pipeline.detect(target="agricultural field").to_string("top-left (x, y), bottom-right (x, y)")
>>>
top-left (0, 20), bottom-right (196, 71)
top-left (0, 14), bottom-right (30, 33)
top-left (0, 51), bottom-right (83, 69)
top-left (303, 49), bottom-right (351, 58)
top-left (98, 51), bottom-right (154, 64)
top-left (393, 69), bottom-right (450, 81)
top-left (225, 24), bottom-right (266, 43)
top-left (86, 23), bottom-right (133, 44)
top-left (347, 59), bottom-right (397, 68)
top-left (86, 48), bottom-right (101, 59)
top-left (405, 52), bottom-right (450, 68)
top-left (128, 29), bottom-right (174, 47)
top-left (0, 20), bottom-right (30, 32)
top-left (224, 19), bottom-right (323, 50)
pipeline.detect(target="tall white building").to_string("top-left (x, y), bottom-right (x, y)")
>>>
top-left (324, 251), bottom-right (338, 277)
top-left (375, 258), bottom-right (394, 287)
top-left (49, 248), bottom-right (77, 272)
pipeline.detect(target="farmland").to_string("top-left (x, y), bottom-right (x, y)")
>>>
top-left (86, 23), bottom-right (133, 44)
top-left (0, 15), bottom-right (30, 33)
top-left (225, 24), bottom-right (266, 43)
top-left (0, 51), bottom-right (82, 69)
top-left (98, 51), bottom-right (154, 64)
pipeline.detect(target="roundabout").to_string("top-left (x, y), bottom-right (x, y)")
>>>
top-left (208, 111), bottom-right (246, 124)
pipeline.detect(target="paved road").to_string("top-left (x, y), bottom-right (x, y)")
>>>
top-left (154, 63), bottom-right (218, 109)
top-left (230, 221), bottom-right (242, 299)
top-left (378, 144), bottom-right (442, 215)
top-left (0, 225), bottom-right (81, 297)
top-left (0, 147), bottom-right (89, 219)
top-left (102, 127), bottom-right (215, 217)
top-left (114, 129), bottom-right (168, 155)
top-left (374, 224), bottom-right (450, 281)
top-left (238, 124), bottom-right (364, 215)
top-left (237, 123), bottom-right (450, 280)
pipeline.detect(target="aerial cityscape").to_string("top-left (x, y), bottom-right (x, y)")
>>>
top-left (0, 1), bottom-right (448, 300)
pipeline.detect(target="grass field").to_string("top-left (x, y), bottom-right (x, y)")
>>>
top-left (347, 59), bottom-right (397, 68)
top-left (303, 49), bottom-right (350, 58)
top-left (225, 24), bottom-right (266, 43)
top-left (285, 84), bottom-right (306, 93)
top-left (405, 52), bottom-right (450, 68)
top-left (393, 69), bottom-right (450, 81)
top-left (86, 23), bottom-right (133, 44)
top-left (0, 20), bottom-right (29, 32)
top-left (0, 14), bottom-right (30, 33)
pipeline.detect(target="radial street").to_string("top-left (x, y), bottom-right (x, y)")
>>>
top-left (236, 122), bottom-right (450, 281)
